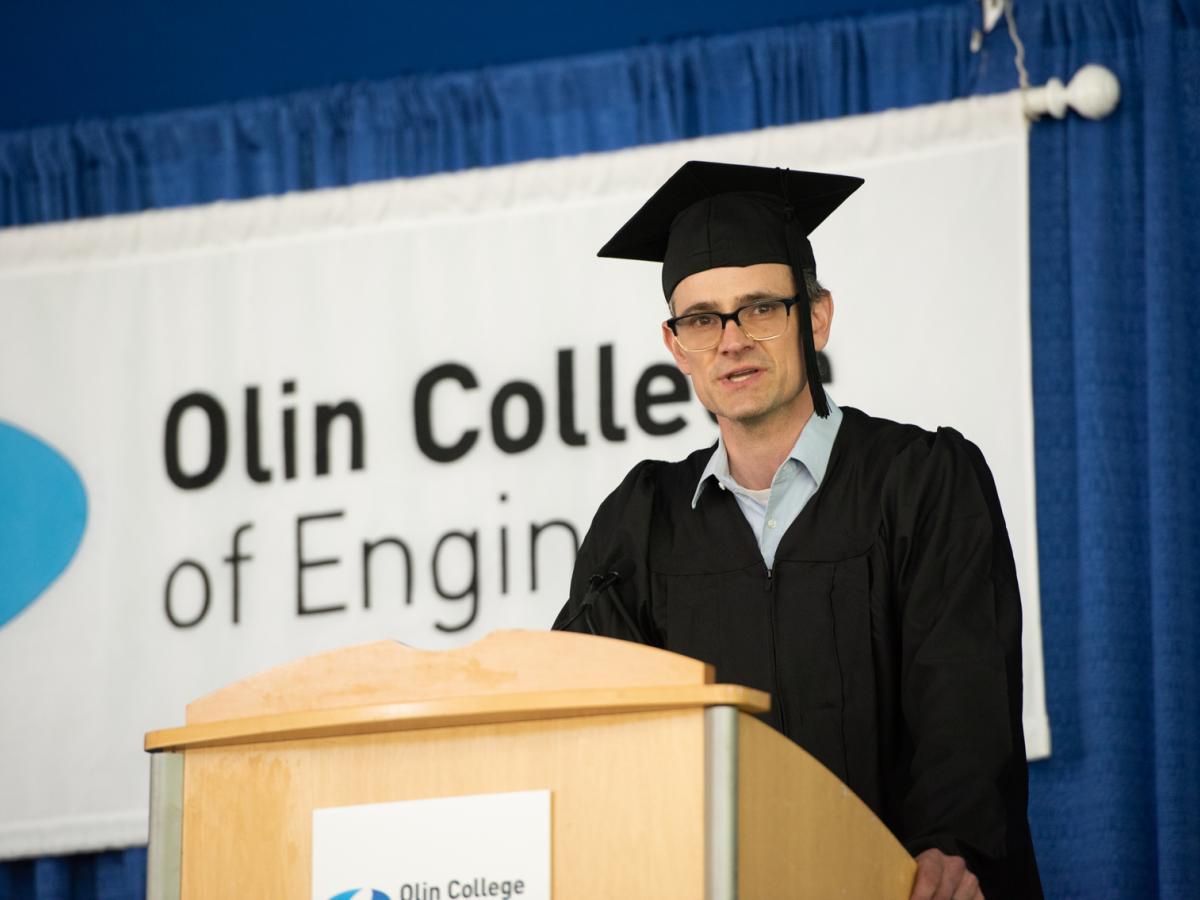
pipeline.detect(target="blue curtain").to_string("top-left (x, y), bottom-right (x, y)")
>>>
top-left (1, 1), bottom-right (1197, 898)
top-left (0, 849), bottom-right (144, 899)
top-left (0, 3), bottom-right (995, 228)
top-left (1024, 2), bottom-right (1200, 897)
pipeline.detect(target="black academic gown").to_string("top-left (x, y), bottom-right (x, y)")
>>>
top-left (553, 406), bottom-right (1042, 899)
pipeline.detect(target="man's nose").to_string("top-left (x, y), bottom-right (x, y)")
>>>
top-left (717, 315), bottom-right (754, 351)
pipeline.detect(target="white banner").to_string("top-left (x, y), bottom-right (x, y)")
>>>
top-left (0, 91), bottom-right (1047, 858)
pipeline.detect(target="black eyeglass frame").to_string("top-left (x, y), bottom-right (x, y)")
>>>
top-left (665, 295), bottom-right (804, 350)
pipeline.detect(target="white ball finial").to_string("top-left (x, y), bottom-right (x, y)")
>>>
top-left (1067, 64), bottom-right (1121, 120)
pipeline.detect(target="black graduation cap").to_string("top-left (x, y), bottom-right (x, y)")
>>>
top-left (598, 160), bottom-right (863, 418)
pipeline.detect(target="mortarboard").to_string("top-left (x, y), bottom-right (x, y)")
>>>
top-left (597, 160), bottom-right (863, 418)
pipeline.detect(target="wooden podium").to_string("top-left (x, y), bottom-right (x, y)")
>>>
top-left (144, 631), bottom-right (916, 899)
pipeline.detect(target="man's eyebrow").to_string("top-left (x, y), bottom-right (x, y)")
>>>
top-left (735, 290), bottom-right (789, 304)
top-left (676, 300), bottom-right (720, 316)
top-left (676, 291), bottom-right (789, 317)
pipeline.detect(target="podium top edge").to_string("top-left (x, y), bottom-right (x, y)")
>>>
top-left (146, 683), bottom-right (770, 753)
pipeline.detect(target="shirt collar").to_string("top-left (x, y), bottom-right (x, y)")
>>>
top-left (691, 395), bottom-right (843, 508)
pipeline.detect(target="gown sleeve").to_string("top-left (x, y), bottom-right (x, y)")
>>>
top-left (551, 460), bottom-right (663, 646)
top-left (885, 427), bottom-right (1033, 892)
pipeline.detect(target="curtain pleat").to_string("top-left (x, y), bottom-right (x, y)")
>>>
top-left (1, 1), bottom-right (1197, 898)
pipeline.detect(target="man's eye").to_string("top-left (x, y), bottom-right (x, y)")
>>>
top-left (749, 301), bottom-right (780, 317)
top-left (684, 314), bottom-right (716, 329)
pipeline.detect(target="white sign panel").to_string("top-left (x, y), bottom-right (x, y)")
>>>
top-left (312, 791), bottom-right (550, 900)
top-left (0, 91), bottom-right (1046, 857)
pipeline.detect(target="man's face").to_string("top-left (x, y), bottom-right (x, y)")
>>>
top-left (662, 262), bottom-right (832, 431)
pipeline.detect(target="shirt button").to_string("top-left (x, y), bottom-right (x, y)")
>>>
top-left (767, 518), bottom-right (777, 529)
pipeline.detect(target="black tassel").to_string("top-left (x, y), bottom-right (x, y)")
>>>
top-left (781, 234), bottom-right (829, 419)
top-left (794, 263), bottom-right (830, 418)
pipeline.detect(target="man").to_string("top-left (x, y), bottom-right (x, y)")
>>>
top-left (553, 161), bottom-right (1042, 899)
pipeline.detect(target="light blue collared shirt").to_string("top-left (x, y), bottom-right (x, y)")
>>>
top-left (690, 397), bottom-right (843, 571)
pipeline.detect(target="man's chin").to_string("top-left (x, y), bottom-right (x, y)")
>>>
top-left (714, 402), bottom-right (774, 427)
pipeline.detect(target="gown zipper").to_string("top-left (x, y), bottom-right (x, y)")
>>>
top-left (765, 566), bottom-right (788, 735)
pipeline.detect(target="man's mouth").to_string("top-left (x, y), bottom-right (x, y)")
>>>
top-left (722, 367), bottom-right (761, 383)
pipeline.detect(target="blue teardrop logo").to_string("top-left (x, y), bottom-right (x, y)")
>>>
top-left (0, 422), bottom-right (88, 629)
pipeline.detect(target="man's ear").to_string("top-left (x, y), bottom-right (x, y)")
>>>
top-left (662, 321), bottom-right (693, 375)
top-left (811, 293), bottom-right (834, 352)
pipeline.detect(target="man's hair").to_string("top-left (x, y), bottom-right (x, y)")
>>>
top-left (801, 268), bottom-right (829, 304)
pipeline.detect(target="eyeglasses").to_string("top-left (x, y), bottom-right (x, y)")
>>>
top-left (665, 297), bottom-right (802, 352)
